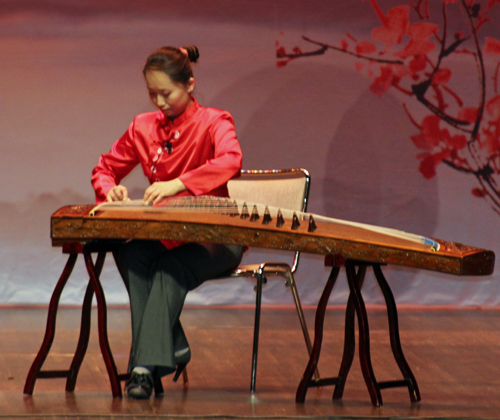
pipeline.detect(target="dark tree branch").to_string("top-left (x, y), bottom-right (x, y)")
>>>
top-left (277, 45), bottom-right (327, 59)
top-left (410, 4), bottom-right (471, 130)
top-left (301, 36), bottom-right (405, 65)
top-left (462, 0), bottom-right (486, 141)
top-left (442, 37), bottom-right (470, 57)
top-left (412, 83), bottom-right (473, 131)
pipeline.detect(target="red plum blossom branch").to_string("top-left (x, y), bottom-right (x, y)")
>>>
top-left (276, 0), bottom-right (500, 215)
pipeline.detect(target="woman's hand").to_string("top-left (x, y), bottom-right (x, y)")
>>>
top-left (143, 179), bottom-right (187, 205)
top-left (106, 185), bottom-right (130, 202)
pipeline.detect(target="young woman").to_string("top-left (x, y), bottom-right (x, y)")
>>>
top-left (91, 46), bottom-right (244, 399)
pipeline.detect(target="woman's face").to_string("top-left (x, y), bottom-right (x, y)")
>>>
top-left (145, 70), bottom-right (194, 119)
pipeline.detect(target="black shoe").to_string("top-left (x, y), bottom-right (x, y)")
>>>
top-left (126, 371), bottom-right (154, 399)
top-left (173, 347), bottom-right (191, 382)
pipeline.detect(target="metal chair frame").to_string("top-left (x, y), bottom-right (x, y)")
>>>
top-left (226, 168), bottom-right (318, 392)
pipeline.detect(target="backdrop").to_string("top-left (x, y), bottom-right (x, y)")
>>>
top-left (1, 0), bottom-right (500, 306)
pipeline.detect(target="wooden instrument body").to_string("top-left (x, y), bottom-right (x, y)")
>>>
top-left (51, 204), bottom-right (495, 276)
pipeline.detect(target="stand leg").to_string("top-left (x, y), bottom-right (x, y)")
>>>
top-left (250, 273), bottom-right (264, 393)
top-left (332, 266), bottom-right (367, 400)
top-left (373, 264), bottom-right (421, 402)
top-left (65, 252), bottom-right (107, 392)
top-left (296, 266), bottom-right (341, 403)
top-left (288, 273), bottom-right (320, 380)
top-left (24, 253), bottom-right (79, 395)
top-left (345, 262), bottom-right (382, 407)
top-left (83, 251), bottom-right (122, 398)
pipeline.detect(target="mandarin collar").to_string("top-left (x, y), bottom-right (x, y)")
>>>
top-left (159, 98), bottom-right (199, 129)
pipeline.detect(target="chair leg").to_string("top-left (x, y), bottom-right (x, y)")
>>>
top-left (287, 272), bottom-right (320, 380)
top-left (251, 273), bottom-right (264, 393)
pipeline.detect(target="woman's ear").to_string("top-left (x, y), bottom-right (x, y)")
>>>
top-left (187, 77), bottom-right (195, 94)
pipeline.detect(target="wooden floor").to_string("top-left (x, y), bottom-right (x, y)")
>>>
top-left (2, 305), bottom-right (500, 420)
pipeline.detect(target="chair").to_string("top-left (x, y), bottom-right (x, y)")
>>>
top-left (225, 168), bottom-right (318, 392)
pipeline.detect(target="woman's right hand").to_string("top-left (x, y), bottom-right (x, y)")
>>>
top-left (106, 185), bottom-right (130, 202)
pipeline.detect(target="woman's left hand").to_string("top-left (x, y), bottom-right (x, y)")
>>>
top-left (143, 178), bottom-right (187, 205)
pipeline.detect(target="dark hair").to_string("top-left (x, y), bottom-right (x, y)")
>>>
top-left (143, 46), bottom-right (200, 85)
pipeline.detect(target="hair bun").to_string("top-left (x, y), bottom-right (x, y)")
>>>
top-left (182, 46), bottom-right (200, 63)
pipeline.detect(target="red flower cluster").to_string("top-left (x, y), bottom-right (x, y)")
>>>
top-left (276, 0), bottom-right (500, 210)
top-left (411, 115), bottom-right (468, 179)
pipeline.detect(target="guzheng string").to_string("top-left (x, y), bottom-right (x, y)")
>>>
top-left (89, 196), bottom-right (440, 251)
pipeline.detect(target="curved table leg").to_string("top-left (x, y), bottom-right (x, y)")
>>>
top-left (332, 266), bottom-right (367, 400)
top-left (65, 252), bottom-right (107, 392)
top-left (345, 261), bottom-right (382, 407)
top-left (296, 266), bottom-right (341, 403)
top-left (84, 251), bottom-right (122, 398)
top-left (24, 252), bottom-right (79, 395)
top-left (373, 264), bottom-right (421, 402)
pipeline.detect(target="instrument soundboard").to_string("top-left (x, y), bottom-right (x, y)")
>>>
top-left (51, 197), bottom-right (495, 276)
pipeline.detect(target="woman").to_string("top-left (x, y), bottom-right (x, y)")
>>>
top-left (91, 45), bottom-right (244, 399)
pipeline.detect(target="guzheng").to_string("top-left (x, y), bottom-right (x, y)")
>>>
top-left (51, 196), bottom-right (495, 276)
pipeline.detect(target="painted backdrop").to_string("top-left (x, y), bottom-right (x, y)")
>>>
top-left (1, 0), bottom-right (500, 306)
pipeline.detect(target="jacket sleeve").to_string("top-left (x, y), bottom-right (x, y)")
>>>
top-left (91, 121), bottom-right (140, 204)
top-left (179, 114), bottom-right (243, 195)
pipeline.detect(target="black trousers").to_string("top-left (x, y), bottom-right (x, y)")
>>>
top-left (115, 240), bottom-right (244, 377)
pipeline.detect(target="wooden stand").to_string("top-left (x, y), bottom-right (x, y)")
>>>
top-left (23, 241), bottom-right (170, 398)
top-left (296, 254), bottom-right (420, 407)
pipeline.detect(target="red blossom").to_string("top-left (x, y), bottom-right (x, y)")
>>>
top-left (486, 95), bottom-right (500, 120)
top-left (486, 0), bottom-right (500, 12)
top-left (485, 37), bottom-right (500, 56)
top-left (412, 114), bottom-right (467, 150)
top-left (395, 22), bottom-right (439, 59)
top-left (409, 55), bottom-right (427, 73)
top-left (472, 187), bottom-right (488, 198)
top-left (370, 5), bottom-right (410, 49)
top-left (480, 132), bottom-right (500, 156)
top-left (355, 62), bottom-right (365, 72)
top-left (393, 64), bottom-right (412, 78)
top-left (411, 114), bottom-right (470, 179)
top-left (448, 132), bottom-right (468, 149)
top-left (356, 40), bottom-right (377, 55)
top-left (479, 96), bottom-right (500, 154)
top-left (411, 115), bottom-right (449, 150)
top-left (370, 65), bottom-right (399, 97)
top-left (276, 46), bottom-right (287, 58)
top-left (433, 68), bottom-right (452, 85)
top-left (417, 152), bottom-right (439, 179)
top-left (458, 107), bottom-right (479, 124)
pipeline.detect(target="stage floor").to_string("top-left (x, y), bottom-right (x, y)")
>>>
top-left (1, 305), bottom-right (500, 419)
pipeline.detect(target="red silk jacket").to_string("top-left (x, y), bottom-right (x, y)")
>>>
top-left (91, 99), bottom-right (243, 248)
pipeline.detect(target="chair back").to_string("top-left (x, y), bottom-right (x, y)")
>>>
top-left (227, 168), bottom-right (311, 272)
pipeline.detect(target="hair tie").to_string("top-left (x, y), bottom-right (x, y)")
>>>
top-left (179, 47), bottom-right (188, 57)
